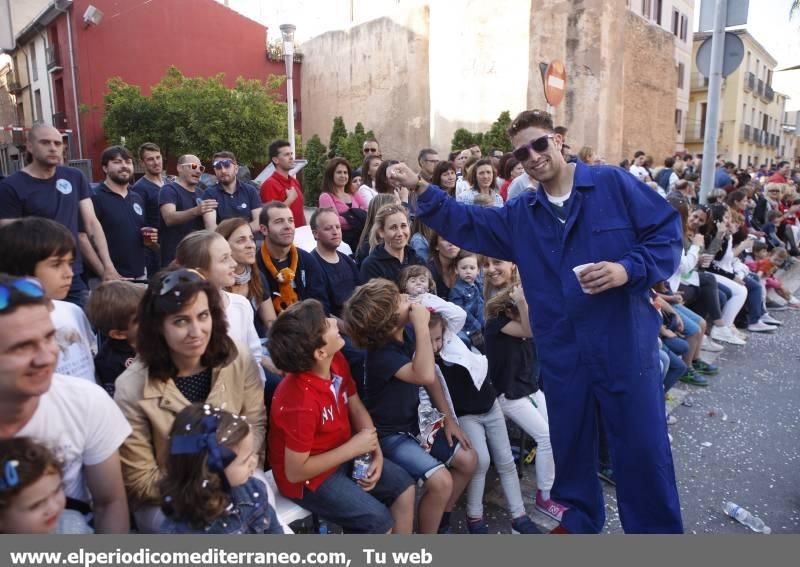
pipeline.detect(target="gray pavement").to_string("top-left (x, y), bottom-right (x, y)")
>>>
top-left (449, 308), bottom-right (800, 535)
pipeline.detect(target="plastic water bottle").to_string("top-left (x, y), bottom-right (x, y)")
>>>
top-left (318, 521), bottom-right (329, 535)
top-left (724, 502), bottom-right (771, 534)
top-left (352, 453), bottom-right (372, 481)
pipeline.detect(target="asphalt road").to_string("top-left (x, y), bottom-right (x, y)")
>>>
top-left (449, 308), bottom-right (800, 535)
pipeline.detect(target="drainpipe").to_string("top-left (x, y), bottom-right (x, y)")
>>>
top-left (62, 2), bottom-right (82, 158)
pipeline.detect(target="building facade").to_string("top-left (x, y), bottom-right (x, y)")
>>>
top-left (782, 110), bottom-right (799, 167)
top-left (1, 0), bottom-right (301, 179)
top-left (626, 0), bottom-right (695, 152)
top-left (686, 30), bottom-right (787, 169)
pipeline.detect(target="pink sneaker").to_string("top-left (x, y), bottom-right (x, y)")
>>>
top-left (535, 490), bottom-right (568, 523)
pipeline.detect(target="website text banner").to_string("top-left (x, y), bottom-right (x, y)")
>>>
top-left (1, 535), bottom-right (795, 567)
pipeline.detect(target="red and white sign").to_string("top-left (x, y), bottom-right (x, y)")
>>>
top-left (543, 60), bottom-right (567, 107)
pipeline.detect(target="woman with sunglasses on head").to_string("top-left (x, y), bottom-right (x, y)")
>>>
top-left (114, 268), bottom-right (267, 534)
top-left (159, 155), bottom-right (218, 267)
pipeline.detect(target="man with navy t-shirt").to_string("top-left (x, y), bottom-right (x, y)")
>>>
top-left (91, 146), bottom-right (158, 280)
top-left (203, 150), bottom-right (262, 231)
top-left (0, 124), bottom-right (122, 306)
top-left (158, 154), bottom-right (217, 266)
top-left (132, 142), bottom-right (166, 274)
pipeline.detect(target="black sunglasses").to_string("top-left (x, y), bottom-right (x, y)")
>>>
top-left (212, 159), bottom-right (235, 169)
top-left (158, 269), bottom-right (205, 298)
top-left (512, 134), bottom-right (554, 162)
top-left (0, 279), bottom-right (45, 311)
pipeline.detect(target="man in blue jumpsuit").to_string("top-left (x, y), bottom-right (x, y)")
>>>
top-left (389, 110), bottom-right (683, 533)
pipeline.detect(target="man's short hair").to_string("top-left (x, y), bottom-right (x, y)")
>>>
top-left (554, 126), bottom-right (568, 136)
top-left (268, 139), bottom-right (291, 161)
top-left (267, 300), bottom-right (328, 373)
top-left (674, 180), bottom-right (690, 192)
top-left (683, 153), bottom-right (693, 161)
top-left (634, 150), bottom-right (646, 159)
top-left (766, 210), bottom-right (782, 222)
top-left (664, 157), bottom-right (675, 168)
top-left (309, 207), bottom-right (338, 231)
top-left (417, 148), bottom-right (436, 164)
top-left (212, 150), bottom-right (237, 163)
top-left (27, 122), bottom-right (57, 143)
top-left (0, 273), bottom-right (50, 316)
top-left (100, 145), bottom-right (132, 168)
top-left (85, 281), bottom-right (145, 334)
top-left (259, 200), bottom-right (290, 226)
top-left (138, 142), bottom-right (161, 160)
top-left (177, 154), bottom-right (197, 165)
top-left (0, 218), bottom-right (75, 276)
top-left (507, 110), bottom-right (555, 139)
top-left (724, 161), bottom-right (736, 170)
top-left (776, 161), bottom-right (789, 169)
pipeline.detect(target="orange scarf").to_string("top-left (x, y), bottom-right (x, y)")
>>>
top-left (261, 242), bottom-right (299, 313)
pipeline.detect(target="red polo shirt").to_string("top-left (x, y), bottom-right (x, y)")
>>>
top-left (268, 352), bottom-right (356, 498)
top-left (260, 171), bottom-right (306, 227)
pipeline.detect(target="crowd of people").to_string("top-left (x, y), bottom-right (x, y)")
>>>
top-left (0, 114), bottom-right (797, 536)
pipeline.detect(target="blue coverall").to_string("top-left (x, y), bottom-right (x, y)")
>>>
top-left (416, 161), bottom-right (684, 533)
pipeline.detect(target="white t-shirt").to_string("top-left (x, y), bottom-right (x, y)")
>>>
top-left (629, 164), bottom-right (650, 181)
top-left (356, 184), bottom-right (377, 206)
top-left (16, 374), bottom-right (132, 502)
top-left (224, 291), bottom-right (264, 380)
top-left (51, 300), bottom-right (97, 382)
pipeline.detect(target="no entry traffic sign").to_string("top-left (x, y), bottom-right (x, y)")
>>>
top-left (541, 60), bottom-right (567, 107)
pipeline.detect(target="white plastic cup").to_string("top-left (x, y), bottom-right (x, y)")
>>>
top-left (572, 263), bottom-right (595, 294)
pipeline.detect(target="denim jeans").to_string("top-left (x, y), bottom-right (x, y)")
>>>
top-left (379, 432), bottom-right (458, 481)
top-left (662, 346), bottom-right (687, 392)
top-left (459, 400), bottom-right (525, 518)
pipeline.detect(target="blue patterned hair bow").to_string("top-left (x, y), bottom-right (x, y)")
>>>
top-left (170, 415), bottom-right (236, 475)
top-left (0, 459), bottom-right (20, 492)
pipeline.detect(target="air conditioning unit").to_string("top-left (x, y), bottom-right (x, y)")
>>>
top-left (83, 5), bottom-right (103, 27)
top-left (54, 0), bottom-right (73, 11)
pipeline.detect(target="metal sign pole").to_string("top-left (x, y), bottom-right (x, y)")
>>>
top-left (699, 0), bottom-right (727, 204)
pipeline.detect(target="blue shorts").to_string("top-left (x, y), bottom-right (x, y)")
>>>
top-left (379, 432), bottom-right (459, 481)
top-left (673, 304), bottom-right (702, 337)
top-left (291, 460), bottom-right (413, 534)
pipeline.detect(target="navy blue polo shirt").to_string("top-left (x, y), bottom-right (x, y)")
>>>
top-left (204, 181), bottom-right (261, 225)
top-left (0, 166), bottom-right (91, 275)
top-left (363, 329), bottom-right (420, 436)
top-left (131, 176), bottom-right (165, 228)
top-left (91, 183), bottom-right (147, 278)
top-left (311, 249), bottom-right (359, 318)
top-left (158, 182), bottom-right (205, 266)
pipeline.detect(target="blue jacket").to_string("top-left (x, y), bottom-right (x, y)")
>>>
top-left (160, 478), bottom-right (283, 534)
top-left (416, 161), bottom-right (682, 390)
top-left (448, 278), bottom-right (484, 341)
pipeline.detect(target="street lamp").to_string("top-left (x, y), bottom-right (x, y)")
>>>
top-left (279, 23), bottom-right (296, 155)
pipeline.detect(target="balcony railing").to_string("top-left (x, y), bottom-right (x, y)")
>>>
top-left (46, 46), bottom-right (62, 72)
top-left (52, 112), bottom-right (68, 129)
top-left (764, 84), bottom-right (775, 103)
top-left (753, 127), bottom-right (761, 145)
top-left (743, 72), bottom-right (755, 92)
top-left (7, 80), bottom-right (23, 94)
top-left (756, 79), bottom-right (764, 97)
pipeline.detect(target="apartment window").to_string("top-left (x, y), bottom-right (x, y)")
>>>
top-left (654, 0), bottom-right (663, 24)
top-left (742, 104), bottom-right (747, 122)
top-left (34, 89), bottom-right (43, 122)
top-left (675, 109), bottom-right (683, 134)
top-left (671, 9), bottom-right (679, 35)
top-left (677, 62), bottom-right (685, 89)
top-left (746, 51), bottom-right (751, 73)
top-left (642, 0), bottom-right (652, 18)
top-left (738, 155), bottom-right (742, 168)
top-left (680, 14), bottom-right (688, 41)
top-left (30, 45), bottom-right (38, 82)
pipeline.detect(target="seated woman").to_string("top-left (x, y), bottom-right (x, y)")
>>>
top-left (114, 269), bottom-right (266, 533)
top-left (318, 157), bottom-right (368, 251)
top-left (457, 159), bottom-right (503, 207)
top-left (358, 204), bottom-right (423, 284)
top-left (216, 218), bottom-right (277, 336)
top-left (427, 232), bottom-right (461, 299)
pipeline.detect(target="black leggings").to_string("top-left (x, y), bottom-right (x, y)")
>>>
top-left (680, 271), bottom-right (722, 321)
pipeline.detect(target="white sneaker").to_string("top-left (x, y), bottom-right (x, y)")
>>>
top-left (760, 313), bottom-right (783, 326)
top-left (668, 433), bottom-right (674, 444)
top-left (666, 415), bottom-right (678, 426)
top-left (710, 325), bottom-right (746, 346)
top-left (747, 321), bottom-right (776, 333)
top-left (700, 335), bottom-right (724, 352)
top-left (732, 327), bottom-right (748, 340)
top-left (789, 296), bottom-right (800, 306)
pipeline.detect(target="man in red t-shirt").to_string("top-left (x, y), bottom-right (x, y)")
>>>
top-left (766, 161), bottom-right (790, 184)
top-left (267, 300), bottom-right (414, 534)
top-left (261, 140), bottom-right (306, 227)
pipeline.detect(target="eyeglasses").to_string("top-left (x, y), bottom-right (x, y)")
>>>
top-left (212, 159), bottom-right (234, 169)
top-left (423, 159), bottom-right (440, 164)
top-left (180, 163), bottom-right (205, 172)
top-left (0, 279), bottom-right (45, 311)
top-left (512, 134), bottom-right (554, 162)
top-left (363, 148), bottom-right (380, 154)
top-left (158, 269), bottom-right (205, 297)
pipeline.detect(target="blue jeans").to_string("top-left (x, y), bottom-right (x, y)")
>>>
top-left (291, 462), bottom-right (413, 534)
top-left (662, 346), bottom-right (687, 392)
top-left (379, 432), bottom-right (459, 481)
top-left (743, 273), bottom-right (765, 324)
top-left (673, 304), bottom-right (702, 337)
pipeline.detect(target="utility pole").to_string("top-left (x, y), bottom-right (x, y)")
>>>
top-left (698, 0), bottom-right (727, 203)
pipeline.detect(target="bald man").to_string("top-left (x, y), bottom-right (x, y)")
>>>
top-left (0, 123), bottom-right (122, 306)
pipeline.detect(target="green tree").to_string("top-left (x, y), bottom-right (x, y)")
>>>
top-left (302, 134), bottom-right (328, 206)
top-left (451, 128), bottom-right (477, 152)
top-left (103, 66), bottom-right (288, 165)
top-left (328, 116), bottom-right (348, 159)
top-left (338, 121), bottom-right (370, 167)
top-left (482, 111), bottom-right (513, 154)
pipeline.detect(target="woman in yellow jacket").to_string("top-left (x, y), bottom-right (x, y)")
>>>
top-left (114, 269), bottom-right (266, 533)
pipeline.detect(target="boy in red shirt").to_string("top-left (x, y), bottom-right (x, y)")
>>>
top-left (267, 299), bottom-right (414, 533)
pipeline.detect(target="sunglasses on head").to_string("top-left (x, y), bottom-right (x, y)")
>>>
top-left (0, 279), bottom-right (45, 312)
top-left (181, 162), bottom-right (205, 172)
top-left (512, 134), bottom-right (554, 162)
top-left (158, 269), bottom-right (205, 299)
top-left (212, 159), bottom-right (234, 169)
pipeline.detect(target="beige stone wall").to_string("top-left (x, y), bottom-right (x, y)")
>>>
top-left (299, 5), bottom-right (430, 164)
top-left (621, 12), bottom-right (678, 163)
